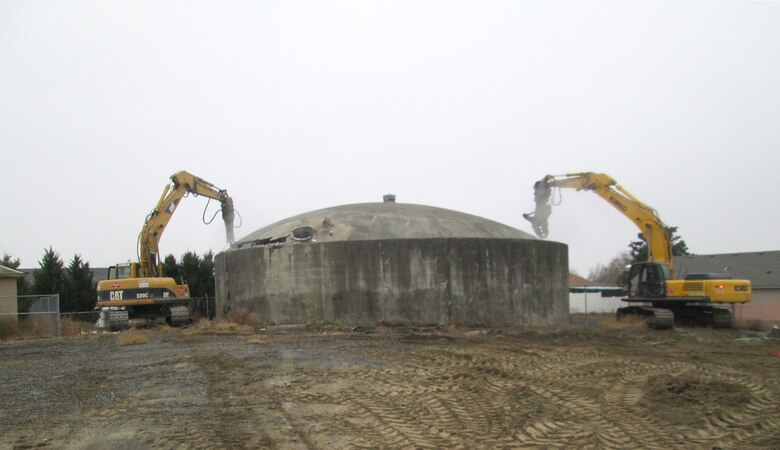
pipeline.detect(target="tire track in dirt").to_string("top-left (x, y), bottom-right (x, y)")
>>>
top-left (671, 363), bottom-right (780, 447)
top-left (277, 338), bottom-right (780, 449)
top-left (488, 343), bottom-right (780, 448)
top-left (100, 352), bottom-right (220, 449)
top-left (194, 351), bottom-right (313, 449)
top-left (3, 328), bottom-right (780, 449)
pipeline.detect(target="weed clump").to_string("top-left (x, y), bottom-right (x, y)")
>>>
top-left (183, 320), bottom-right (253, 335)
top-left (226, 308), bottom-right (260, 326)
top-left (60, 317), bottom-right (94, 337)
top-left (118, 328), bottom-right (149, 345)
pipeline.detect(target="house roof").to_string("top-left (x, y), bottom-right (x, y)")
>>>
top-left (568, 273), bottom-right (623, 295)
top-left (0, 265), bottom-right (25, 279)
top-left (20, 267), bottom-right (110, 286)
top-left (569, 273), bottom-right (599, 286)
top-left (674, 251), bottom-right (780, 289)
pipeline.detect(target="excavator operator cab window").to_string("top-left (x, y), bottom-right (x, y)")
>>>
top-left (109, 264), bottom-right (133, 280)
top-left (627, 263), bottom-right (667, 299)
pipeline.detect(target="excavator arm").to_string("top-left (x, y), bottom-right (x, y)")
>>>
top-left (523, 172), bottom-right (673, 270)
top-left (139, 171), bottom-right (235, 277)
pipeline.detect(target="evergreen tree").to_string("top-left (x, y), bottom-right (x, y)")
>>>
top-left (614, 226), bottom-right (690, 286)
top-left (179, 251), bottom-right (206, 298)
top-left (162, 254), bottom-right (180, 283)
top-left (200, 251), bottom-right (215, 298)
top-left (63, 254), bottom-right (96, 312)
top-left (161, 251), bottom-right (217, 299)
top-left (1, 253), bottom-right (30, 295)
top-left (627, 225), bottom-right (690, 263)
top-left (32, 247), bottom-right (65, 297)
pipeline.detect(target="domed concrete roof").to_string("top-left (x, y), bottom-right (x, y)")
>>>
top-left (234, 202), bottom-right (534, 248)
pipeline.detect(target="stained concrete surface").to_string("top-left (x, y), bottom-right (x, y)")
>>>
top-left (218, 202), bottom-right (568, 326)
top-left (234, 202), bottom-right (536, 246)
top-left (217, 237), bottom-right (568, 326)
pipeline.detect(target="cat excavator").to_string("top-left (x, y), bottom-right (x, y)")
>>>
top-left (523, 172), bottom-right (751, 329)
top-left (96, 171), bottom-right (235, 328)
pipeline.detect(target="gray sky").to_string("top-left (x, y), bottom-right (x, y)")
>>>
top-left (2, 1), bottom-right (779, 276)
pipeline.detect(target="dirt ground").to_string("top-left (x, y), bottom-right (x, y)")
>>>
top-left (2, 316), bottom-right (780, 449)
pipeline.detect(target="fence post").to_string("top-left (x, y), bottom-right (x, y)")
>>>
top-left (55, 294), bottom-right (61, 336)
top-left (584, 289), bottom-right (588, 314)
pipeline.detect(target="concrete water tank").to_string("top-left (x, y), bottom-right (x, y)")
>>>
top-left (214, 201), bottom-right (569, 326)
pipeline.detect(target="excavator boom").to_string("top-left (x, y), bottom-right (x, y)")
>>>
top-left (139, 171), bottom-right (235, 277)
top-left (523, 172), bottom-right (673, 269)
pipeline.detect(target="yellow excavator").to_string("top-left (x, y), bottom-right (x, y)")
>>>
top-left (96, 171), bottom-right (235, 328)
top-left (523, 172), bottom-right (751, 329)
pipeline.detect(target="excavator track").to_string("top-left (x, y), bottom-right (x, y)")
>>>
top-left (107, 310), bottom-right (130, 330)
top-left (617, 306), bottom-right (674, 330)
top-left (619, 305), bottom-right (734, 330)
top-left (668, 306), bottom-right (733, 328)
top-left (643, 308), bottom-right (674, 330)
top-left (167, 306), bottom-right (191, 327)
top-left (711, 308), bottom-right (733, 328)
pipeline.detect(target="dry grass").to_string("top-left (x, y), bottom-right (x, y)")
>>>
top-left (599, 314), bottom-right (646, 330)
top-left (226, 308), bottom-right (260, 326)
top-left (183, 320), bottom-right (253, 335)
top-left (1, 318), bottom-right (53, 341)
top-left (0, 318), bottom-right (19, 340)
top-left (246, 334), bottom-right (266, 344)
top-left (548, 321), bottom-right (577, 334)
top-left (60, 317), bottom-right (94, 337)
top-left (179, 308), bottom-right (261, 336)
top-left (376, 325), bottom-right (394, 334)
top-left (157, 323), bottom-right (177, 334)
top-left (21, 319), bottom-right (49, 339)
top-left (118, 328), bottom-right (149, 345)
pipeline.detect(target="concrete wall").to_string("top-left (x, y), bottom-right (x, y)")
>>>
top-left (216, 238), bottom-right (569, 327)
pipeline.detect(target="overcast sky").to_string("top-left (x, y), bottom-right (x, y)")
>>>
top-left (1, 1), bottom-right (779, 276)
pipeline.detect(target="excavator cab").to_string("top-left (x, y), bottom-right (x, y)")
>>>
top-left (108, 262), bottom-right (141, 280)
top-left (626, 262), bottom-right (670, 299)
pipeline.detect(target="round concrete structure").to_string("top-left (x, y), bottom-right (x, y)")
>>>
top-left (215, 202), bottom-right (569, 326)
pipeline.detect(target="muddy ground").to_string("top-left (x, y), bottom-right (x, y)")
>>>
top-left (1, 317), bottom-right (780, 449)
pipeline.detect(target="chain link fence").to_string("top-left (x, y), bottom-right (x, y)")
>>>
top-left (1, 295), bottom-right (216, 339)
top-left (189, 297), bottom-right (216, 320)
top-left (60, 310), bottom-right (102, 324)
top-left (0, 294), bottom-right (60, 338)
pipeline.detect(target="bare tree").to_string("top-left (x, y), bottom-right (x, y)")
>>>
top-left (588, 251), bottom-right (632, 285)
